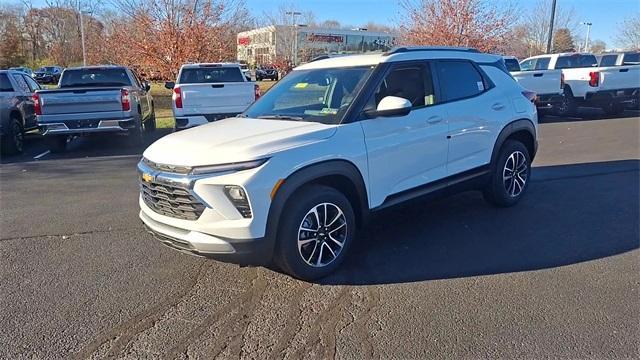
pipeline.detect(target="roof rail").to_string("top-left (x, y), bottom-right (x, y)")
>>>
top-left (384, 46), bottom-right (480, 56)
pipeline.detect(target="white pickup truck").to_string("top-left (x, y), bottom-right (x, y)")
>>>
top-left (165, 63), bottom-right (259, 130)
top-left (520, 53), bottom-right (640, 116)
top-left (505, 56), bottom-right (564, 112)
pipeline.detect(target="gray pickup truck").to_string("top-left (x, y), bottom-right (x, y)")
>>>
top-left (35, 65), bottom-right (156, 152)
top-left (1, 70), bottom-right (41, 154)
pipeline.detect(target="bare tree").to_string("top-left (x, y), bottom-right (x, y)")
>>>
top-left (399, 0), bottom-right (517, 53)
top-left (520, 0), bottom-right (577, 55)
top-left (615, 14), bottom-right (640, 50)
top-left (589, 40), bottom-right (607, 54)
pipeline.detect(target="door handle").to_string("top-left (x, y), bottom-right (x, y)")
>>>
top-left (492, 103), bottom-right (505, 111)
top-left (619, 68), bottom-right (629, 72)
top-left (426, 115), bottom-right (443, 124)
top-left (533, 73), bottom-right (543, 77)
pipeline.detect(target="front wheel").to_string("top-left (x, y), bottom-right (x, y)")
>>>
top-left (275, 185), bottom-right (356, 280)
top-left (483, 140), bottom-right (531, 207)
top-left (602, 102), bottom-right (625, 116)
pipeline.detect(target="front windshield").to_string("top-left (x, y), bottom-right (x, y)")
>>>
top-left (243, 66), bottom-right (374, 125)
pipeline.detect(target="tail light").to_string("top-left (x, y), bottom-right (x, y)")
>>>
top-left (33, 93), bottom-right (41, 115)
top-left (521, 89), bottom-right (537, 103)
top-left (588, 71), bottom-right (599, 87)
top-left (121, 89), bottom-right (131, 111)
top-left (173, 86), bottom-right (183, 108)
top-left (560, 73), bottom-right (565, 89)
top-left (254, 84), bottom-right (261, 100)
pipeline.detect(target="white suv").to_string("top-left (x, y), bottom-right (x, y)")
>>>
top-left (139, 47), bottom-right (538, 280)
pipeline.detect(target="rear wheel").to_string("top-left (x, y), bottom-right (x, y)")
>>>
top-left (128, 118), bottom-right (144, 146)
top-left (553, 88), bottom-right (577, 117)
top-left (46, 135), bottom-right (68, 153)
top-left (483, 140), bottom-right (531, 207)
top-left (1, 116), bottom-right (24, 155)
top-left (275, 185), bottom-right (356, 280)
top-left (144, 112), bottom-right (156, 133)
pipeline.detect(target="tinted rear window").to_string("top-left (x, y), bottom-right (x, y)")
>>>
top-left (555, 55), bottom-right (598, 69)
top-left (504, 59), bottom-right (520, 72)
top-left (179, 67), bottom-right (245, 84)
top-left (437, 61), bottom-right (485, 102)
top-left (623, 53), bottom-right (639, 65)
top-left (599, 55), bottom-right (618, 66)
top-left (59, 68), bottom-right (132, 88)
top-left (0, 74), bottom-right (13, 92)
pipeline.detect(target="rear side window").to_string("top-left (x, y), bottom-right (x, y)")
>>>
top-left (179, 67), bottom-right (245, 84)
top-left (22, 75), bottom-right (40, 92)
top-left (0, 74), bottom-right (13, 92)
top-left (534, 57), bottom-right (551, 70)
top-left (503, 58), bottom-right (520, 72)
top-left (622, 53), bottom-right (639, 65)
top-left (599, 55), bottom-right (618, 66)
top-left (11, 74), bottom-right (30, 93)
top-left (59, 68), bottom-right (132, 88)
top-left (436, 61), bottom-right (485, 102)
top-left (555, 55), bottom-right (598, 69)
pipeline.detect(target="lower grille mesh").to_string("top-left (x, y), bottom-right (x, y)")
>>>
top-left (140, 180), bottom-right (205, 220)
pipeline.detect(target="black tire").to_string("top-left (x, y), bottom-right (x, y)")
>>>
top-left (602, 102), bottom-right (625, 116)
top-left (128, 118), bottom-right (144, 146)
top-left (275, 185), bottom-right (356, 280)
top-left (553, 88), bottom-right (577, 117)
top-left (144, 112), bottom-right (156, 133)
top-left (46, 135), bottom-right (68, 153)
top-left (483, 140), bottom-right (531, 207)
top-left (1, 116), bottom-right (25, 155)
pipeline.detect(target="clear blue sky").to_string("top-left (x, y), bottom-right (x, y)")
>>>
top-left (247, 0), bottom-right (640, 48)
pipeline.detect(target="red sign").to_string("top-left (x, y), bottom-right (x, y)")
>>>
top-left (306, 34), bottom-right (344, 43)
top-left (238, 37), bottom-right (251, 46)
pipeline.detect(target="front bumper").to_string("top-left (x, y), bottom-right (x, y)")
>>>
top-left (39, 118), bottom-right (135, 135)
top-left (141, 210), bottom-right (271, 266)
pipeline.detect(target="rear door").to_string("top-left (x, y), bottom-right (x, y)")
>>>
top-left (177, 66), bottom-right (255, 115)
top-left (20, 74), bottom-right (41, 128)
top-left (435, 60), bottom-right (508, 176)
top-left (511, 69), bottom-right (562, 96)
top-left (360, 61), bottom-right (449, 206)
top-left (9, 73), bottom-right (34, 127)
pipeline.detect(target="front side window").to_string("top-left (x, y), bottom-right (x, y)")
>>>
top-left (600, 55), bottom-right (618, 66)
top-left (519, 59), bottom-right (535, 71)
top-left (436, 61), bottom-right (485, 102)
top-left (179, 67), bottom-right (245, 84)
top-left (59, 68), bottom-right (132, 88)
top-left (622, 52), bottom-right (639, 65)
top-left (243, 66), bottom-right (374, 125)
top-left (364, 63), bottom-right (435, 111)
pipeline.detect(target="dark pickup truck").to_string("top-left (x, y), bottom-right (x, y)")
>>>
top-left (0, 70), bottom-right (41, 154)
top-left (35, 65), bottom-right (156, 152)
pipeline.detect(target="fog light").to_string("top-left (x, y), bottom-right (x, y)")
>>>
top-left (224, 186), bottom-right (252, 218)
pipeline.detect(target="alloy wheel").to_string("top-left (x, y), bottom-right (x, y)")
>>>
top-left (12, 121), bottom-right (23, 152)
top-left (297, 202), bottom-right (347, 267)
top-left (503, 151), bottom-right (528, 197)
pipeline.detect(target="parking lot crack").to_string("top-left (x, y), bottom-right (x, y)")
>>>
top-left (0, 228), bottom-right (130, 242)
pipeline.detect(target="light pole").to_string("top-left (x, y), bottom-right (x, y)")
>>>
top-left (77, 0), bottom-right (91, 66)
top-left (581, 22), bottom-right (593, 52)
top-left (285, 11), bottom-right (301, 66)
top-left (546, 0), bottom-right (557, 53)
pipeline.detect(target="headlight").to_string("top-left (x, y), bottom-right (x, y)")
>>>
top-left (224, 185), bottom-right (252, 218)
top-left (190, 158), bottom-right (268, 176)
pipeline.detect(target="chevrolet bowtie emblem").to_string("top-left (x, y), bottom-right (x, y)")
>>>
top-left (142, 173), bottom-right (153, 182)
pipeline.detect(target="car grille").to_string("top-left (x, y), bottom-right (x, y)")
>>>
top-left (140, 179), bottom-right (205, 221)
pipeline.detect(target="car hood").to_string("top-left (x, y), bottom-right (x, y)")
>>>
top-left (143, 117), bottom-right (337, 167)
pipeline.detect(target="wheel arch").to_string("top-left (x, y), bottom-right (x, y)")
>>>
top-left (491, 119), bottom-right (537, 166)
top-left (264, 159), bottom-right (369, 259)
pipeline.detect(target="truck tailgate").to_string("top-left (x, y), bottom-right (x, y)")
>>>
top-left (598, 65), bottom-right (640, 91)
top-left (511, 70), bottom-right (562, 95)
top-left (179, 83), bottom-right (255, 115)
top-left (39, 87), bottom-right (123, 115)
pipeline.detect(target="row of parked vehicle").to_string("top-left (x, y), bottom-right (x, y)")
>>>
top-left (505, 51), bottom-right (640, 117)
top-left (9, 66), bottom-right (64, 84)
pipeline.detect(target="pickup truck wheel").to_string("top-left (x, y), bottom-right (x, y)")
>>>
top-left (46, 135), bottom-right (68, 153)
top-left (1, 116), bottom-right (24, 155)
top-left (144, 113), bottom-right (156, 133)
top-left (483, 140), bottom-right (531, 207)
top-left (553, 89), bottom-right (576, 117)
top-left (128, 120), bottom-right (144, 145)
top-left (602, 102), bottom-right (625, 116)
top-left (275, 185), bottom-right (356, 280)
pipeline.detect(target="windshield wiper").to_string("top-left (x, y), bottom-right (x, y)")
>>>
top-left (257, 115), bottom-right (304, 121)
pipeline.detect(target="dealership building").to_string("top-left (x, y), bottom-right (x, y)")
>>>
top-left (237, 25), bottom-right (395, 66)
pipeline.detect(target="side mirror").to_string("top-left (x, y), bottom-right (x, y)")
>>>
top-left (143, 81), bottom-right (151, 91)
top-left (164, 81), bottom-right (175, 89)
top-left (365, 96), bottom-right (412, 118)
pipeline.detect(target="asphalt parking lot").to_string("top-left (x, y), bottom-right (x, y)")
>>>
top-left (1, 110), bottom-right (638, 359)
